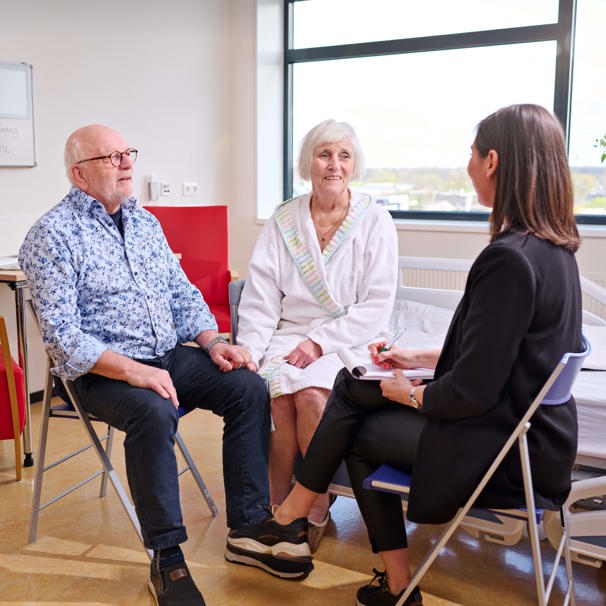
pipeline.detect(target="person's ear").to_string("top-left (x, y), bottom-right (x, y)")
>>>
top-left (71, 164), bottom-right (88, 190)
top-left (485, 149), bottom-right (498, 178)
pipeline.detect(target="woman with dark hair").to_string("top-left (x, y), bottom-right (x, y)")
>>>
top-left (259, 104), bottom-right (583, 606)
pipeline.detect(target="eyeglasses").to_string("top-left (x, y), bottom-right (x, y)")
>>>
top-left (75, 148), bottom-right (138, 167)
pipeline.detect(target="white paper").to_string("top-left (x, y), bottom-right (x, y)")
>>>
top-left (337, 347), bottom-right (434, 381)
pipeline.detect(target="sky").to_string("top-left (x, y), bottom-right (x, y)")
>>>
top-left (291, 0), bottom-right (606, 169)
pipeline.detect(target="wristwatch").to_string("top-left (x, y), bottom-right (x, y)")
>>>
top-left (409, 386), bottom-right (421, 409)
top-left (204, 335), bottom-right (229, 355)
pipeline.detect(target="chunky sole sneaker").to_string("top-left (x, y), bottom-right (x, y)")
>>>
top-left (225, 543), bottom-right (314, 579)
top-left (225, 508), bottom-right (313, 579)
top-left (356, 569), bottom-right (422, 606)
top-left (148, 559), bottom-right (206, 606)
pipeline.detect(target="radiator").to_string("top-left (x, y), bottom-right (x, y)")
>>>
top-left (402, 267), bottom-right (468, 292)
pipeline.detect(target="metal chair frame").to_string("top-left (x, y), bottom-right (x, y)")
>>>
top-left (28, 357), bottom-right (219, 555)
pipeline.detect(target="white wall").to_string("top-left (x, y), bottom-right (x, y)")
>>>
top-left (0, 0), bottom-right (258, 391)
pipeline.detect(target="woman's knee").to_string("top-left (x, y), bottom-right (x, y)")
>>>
top-left (294, 387), bottom-right (329, 412)
top-left (271, 394), bottom-right (295, 417)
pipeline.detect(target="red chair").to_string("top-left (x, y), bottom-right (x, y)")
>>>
top-left (0, 314), bottom-right (26, 481)
top-left (144, 205), bottom-right (233, 334)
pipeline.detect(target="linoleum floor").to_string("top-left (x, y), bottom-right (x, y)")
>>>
top-left (1, 401), bottom-right (604, 605)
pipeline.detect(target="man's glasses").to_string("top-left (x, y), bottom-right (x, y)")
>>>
top-left (75, 148), bottom-right (138, 167)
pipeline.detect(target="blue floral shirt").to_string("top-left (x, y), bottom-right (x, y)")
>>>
top-left (19, 186), bottom-right (217, 379)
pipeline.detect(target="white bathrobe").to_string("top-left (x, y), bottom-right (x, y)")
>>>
top-left (237, 191), bottom-right (398, 398)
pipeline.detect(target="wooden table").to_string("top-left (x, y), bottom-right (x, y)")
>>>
top-left (0, 269), bottom-right (33, 466)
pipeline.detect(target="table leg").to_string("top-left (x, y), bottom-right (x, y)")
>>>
top-left (14, 285), bottom-right (33, 466)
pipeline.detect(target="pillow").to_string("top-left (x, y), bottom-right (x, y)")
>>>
top-left (582, 325), bottom-right (606, 370)
top-left (388, 300), bottom-right (454, 349)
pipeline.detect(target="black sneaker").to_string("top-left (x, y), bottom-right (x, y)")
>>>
top-left (356, 569), bottom-right (423, 606)
top-left (148, 555), bottom-right (206, 606)
top-left (225, 506), bottom-right (313, 580)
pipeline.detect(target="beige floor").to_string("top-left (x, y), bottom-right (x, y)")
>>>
top-left (1, 401), bottom-right (605, 606)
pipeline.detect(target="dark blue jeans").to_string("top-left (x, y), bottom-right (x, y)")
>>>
top-left (72, 343), bottom-right (270, 550)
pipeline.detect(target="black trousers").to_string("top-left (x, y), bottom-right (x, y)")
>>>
top-left (296, 368), bottom-right (426, 552)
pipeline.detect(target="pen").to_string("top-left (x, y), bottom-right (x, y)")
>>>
top-left (380, 327), bottom-right (407, 353)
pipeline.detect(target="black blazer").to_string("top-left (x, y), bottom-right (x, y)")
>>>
top-left (407, 231), bottom-right (582, 524)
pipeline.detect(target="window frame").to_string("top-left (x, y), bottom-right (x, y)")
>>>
top-left (283, 0), bottom-right (604, 226)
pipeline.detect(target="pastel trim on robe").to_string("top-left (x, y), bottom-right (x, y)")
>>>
top-left (274, 193), bottom-right (372, 318)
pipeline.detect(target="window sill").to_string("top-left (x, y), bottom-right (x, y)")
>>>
top-left (395, 219), bottom-right (606, 239)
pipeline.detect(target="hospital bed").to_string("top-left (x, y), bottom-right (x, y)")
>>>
top-left (345, 256), bottom-right (606, 567)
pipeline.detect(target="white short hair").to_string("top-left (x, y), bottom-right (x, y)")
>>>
top-left (297, 119), bottom-right (365, 181)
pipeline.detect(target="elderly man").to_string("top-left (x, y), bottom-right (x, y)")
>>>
top-left (19, 124), bottom-right (312, 606)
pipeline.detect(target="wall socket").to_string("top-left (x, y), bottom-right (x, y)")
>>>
top-left (161, 182), bottom-right (171, 196)
top-left (183, 182), bottom-right (199, 196)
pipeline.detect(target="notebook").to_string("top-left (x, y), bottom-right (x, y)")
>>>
top-left (337, 347), bottom-right (434, 381)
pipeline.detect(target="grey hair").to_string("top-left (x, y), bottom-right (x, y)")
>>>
top-left (63, 124), bottom-right (106, 184)
top-left (64, 131), bottom-right (85, 184)
top-left (297, 119), bottom-right (365, 181)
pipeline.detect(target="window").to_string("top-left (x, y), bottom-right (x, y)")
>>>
top-left (282, 0), bottom-right (606, 224)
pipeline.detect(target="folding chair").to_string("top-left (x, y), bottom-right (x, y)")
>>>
top-left (28, 355), bottom-right (219, 553)
top-left (364, 337), bottom-right (591, 606)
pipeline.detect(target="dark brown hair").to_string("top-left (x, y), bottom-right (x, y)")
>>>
top-left (474, 104), bottom-right (580, 252)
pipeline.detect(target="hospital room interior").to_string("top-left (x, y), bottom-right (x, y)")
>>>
top-left (1, 1), bottom-right (606, 604)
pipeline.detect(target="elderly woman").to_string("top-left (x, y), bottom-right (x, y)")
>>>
top-left (236, 119), bottom-right (398, 550)
top-left (266, 104), bottom-right (582, 606)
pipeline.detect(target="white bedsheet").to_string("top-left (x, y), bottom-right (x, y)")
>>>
top-left (573, 371), bottom-right (606, 461)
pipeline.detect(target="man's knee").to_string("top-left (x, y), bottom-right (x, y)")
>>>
top-left (128, 391), bottom-right (179, 434)
top-left (220, 369), bottom-right (269, 416)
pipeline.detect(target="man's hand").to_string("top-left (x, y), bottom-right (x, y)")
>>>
top-left (91, 349), bottom-right (179, 408)
top-left (208, 342), bottom-right (257, 372)
top-left (126, 363), bottom-right (180, 408)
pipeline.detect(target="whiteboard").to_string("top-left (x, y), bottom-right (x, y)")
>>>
top-left (0, 62), bottom-right (36, 167)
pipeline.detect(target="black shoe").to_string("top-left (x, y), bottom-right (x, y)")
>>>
top-left (356, 569), bottom-right (423, 606)
top-left (148, 555), bottom-right (206, 606)
top-left (225, 505), bottom-right (313, 580)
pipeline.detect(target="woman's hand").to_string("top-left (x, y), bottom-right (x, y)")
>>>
top-left (369, 342), bottom-right (441, 371)
top-left (379, 370), bottom-right (424, 406)
top-left (286, 338), bottom-right (323, 369)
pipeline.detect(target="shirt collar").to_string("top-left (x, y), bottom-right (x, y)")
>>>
top-left (69, 185), bottom-right (138, 216)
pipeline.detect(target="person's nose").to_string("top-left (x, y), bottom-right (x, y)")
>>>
top-left (120, 154), bottom-right (134, 168)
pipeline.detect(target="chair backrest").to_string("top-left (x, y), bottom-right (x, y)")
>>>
top-left (145, 205), bottom-right (231, 332)
top-left (228, 278), bottom-right (246, 343)
top-left (541, 337), bottom-right (591, 405)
